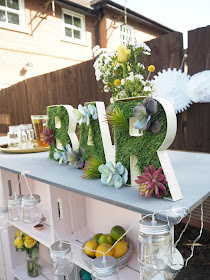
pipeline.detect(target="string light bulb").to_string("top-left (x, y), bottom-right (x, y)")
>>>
top-left (92, 256), bottom-right (120, 280)
top-left (50, 241), bottom-right (73, 276)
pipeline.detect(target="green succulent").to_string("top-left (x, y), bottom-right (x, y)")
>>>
top-left (98, 162), bottom-right (128, 189)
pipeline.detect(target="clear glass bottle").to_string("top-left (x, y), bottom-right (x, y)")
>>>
top-left (18, 125), bottom-right (28, 149)
top-left (8, 194), bottom-right (22, 221)
top-left (92, 256), bottom-right (120, 280)
top-left (138, 217), bottom-right (172, 272)
top-left (50, 241), bottom-right (73, 276)
top-left (21, 194), bottom-right (41, 224)
top-left (7, 126), bottom-right (19, 147)
top-left (0, 207), bottom-right (9, 229)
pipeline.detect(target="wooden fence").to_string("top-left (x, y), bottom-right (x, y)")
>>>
top-left (0, 27), bottom-right (210, 154)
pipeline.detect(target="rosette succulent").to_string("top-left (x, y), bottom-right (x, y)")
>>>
top-left (40, 128), bottom-right (55, 145)
top-left (73, 104), bottom-right (97, 126)
top-left (135, 165), bottom-right (168, 198)
top-left (133, 98), bottom-right (161, 134)
top-left (54, 144), bottom-right (72, 164)
top-left (68, 146), bottom-right (85, 169)
top-left (98, 162), bottom-right (128, 189)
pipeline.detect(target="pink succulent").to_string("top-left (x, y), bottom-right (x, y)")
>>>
top-left (40, 128), bottom-right (55, 145)
top-left (135, 165), bottom-right (168, 198)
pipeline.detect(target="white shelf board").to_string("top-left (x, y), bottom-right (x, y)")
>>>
top-left (69, 227), bottom-right (140, 280)
top-left (10, 221), bottom-right (53, 248)
top-left (13, 258), bottom-right (54, 280)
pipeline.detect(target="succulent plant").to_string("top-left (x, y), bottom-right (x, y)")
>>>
top-left (54, 144), bottom-right (72, 164)
top-left (98, 161), bottom-right (128, 189)
top-left (40, 128), bottom-right (55, 145)
top-left (82, 155), bottom-right (105, 179)
top-left (68, 146), bottom-right (85, 169)
top-left (105, 106), bottom-right (129, 130)
top-left (73, 104), bottom-right (97, 126)
top-left (135, 165), bottom-right (168, 198)
top-left (133, 98), bottom-right (161, 133)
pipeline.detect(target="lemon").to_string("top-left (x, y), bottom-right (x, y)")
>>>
top-left (98, 234), bottom-right (114, 245)
top-left (113, 241), bottom-right (128, 259)
top-left (111, 225), bottom-right (126, 241)
top-left (84, 240), bottom-right (98, 258)
top-left (95, 243), bottom-right (113, 258)
top-left (92, 233), bottom-right (103, 243)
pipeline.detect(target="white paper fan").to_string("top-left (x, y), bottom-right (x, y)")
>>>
top-left (152, 68), bottom-right (192, 113)
top-left (187, 70), bottom-right (210, 103)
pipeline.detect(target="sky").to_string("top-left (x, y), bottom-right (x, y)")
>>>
top-left (114, 0), bottom-right (210, 48)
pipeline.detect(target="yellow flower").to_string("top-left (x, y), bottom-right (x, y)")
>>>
top-left (114, 79), bottom-right (121, 86)
top-left (16, 230), bottom-right (24, 238)
top-left (14, 237), bottom-right (24, 249)
top-left (24, 235), bottom-right (37, 248)
top-left (114, 70), bottom-right (119, 75)
top-left (127, 65), bottom-right (131, 72)
top-left (148, 65), bottom-right (155, 72)
top-left (117, 45), bottom-right (130, 63)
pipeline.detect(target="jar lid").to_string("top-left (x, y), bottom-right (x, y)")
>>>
top-left (92, 256), bottom-right (117, 276)
top-left (22, 195), bottom-right (40, 205)
top-left (0, 207), bottom-right (8, 215)
top-left (139, 217), bottom-right (170, 235)
top-left (8, 195), bottom-right (23, 205)
top-left (50, 241), bottom-right (71, 257)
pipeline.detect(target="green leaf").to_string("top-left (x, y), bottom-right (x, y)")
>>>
top-left (32, 247), bottom-right (39, 260)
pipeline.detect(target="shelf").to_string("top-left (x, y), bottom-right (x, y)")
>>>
top-left (69, 227), bottom-right (140, 280)
top-left (0, 150), bottom-right (209, 223)
top-left (10, 220), bottom-right (53, 248)
top-left (13, 258), bottom-right (54, 280)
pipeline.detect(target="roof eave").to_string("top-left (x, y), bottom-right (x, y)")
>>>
top-left (55, 0), bottom-right (99, 17)
top-left (91, 0), bottom-right (174, 33)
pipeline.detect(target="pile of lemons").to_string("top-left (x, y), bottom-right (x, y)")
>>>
top-left (84, 225), bottom-right (128, 259)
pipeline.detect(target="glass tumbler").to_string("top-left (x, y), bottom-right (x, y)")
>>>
top-left (31, 115), bottom-right (48, 147)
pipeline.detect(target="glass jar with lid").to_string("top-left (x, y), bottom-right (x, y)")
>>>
top-left (0, 207), bottom-right (9, 230)
top-left (138, 217), bottom-right (172, 272)
top-left (8, 194), bottom-right (22, 221)
top-left (50, 241), bottom-right (73, 276)
top-left (7, 126), bottom-right (19, 147)
top-left (92, 256), bottom-right (120, 280)
top-left (21, 194), bottom-right (41, 223)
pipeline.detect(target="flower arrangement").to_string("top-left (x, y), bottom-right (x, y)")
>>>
top-left (93, 43), bottom-right (154, 100)
top-left (14, 231), bottom-right (40, 277)
top-left (135, 165), bottom-right (168, 198)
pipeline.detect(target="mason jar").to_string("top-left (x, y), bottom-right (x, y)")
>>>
top-left (50, 241), bottom-right (73, 276)
top-left (138, 217), bottom-right (172, 271)
top-left (21, 195), bottom-right (41, 224)
top-left (8, 195), bottom-right (22, 221)
top-left (0, 207), bottom-right (9, 230)
top-left (92, 256), bottom-right (120, 280)
top-left (7, 126), bottom-right (19, 147)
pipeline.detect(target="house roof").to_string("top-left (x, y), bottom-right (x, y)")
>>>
top-left (55, 0), bottom-right (174, 33)
top-left (91, 0), bottom-right (174, 33)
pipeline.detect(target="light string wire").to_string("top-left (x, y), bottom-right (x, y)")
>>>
top-left (20, 171), bottom-right (203, 269)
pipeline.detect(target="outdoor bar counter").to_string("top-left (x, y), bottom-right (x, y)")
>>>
top-left (0, 149), bottom-right (209, 224)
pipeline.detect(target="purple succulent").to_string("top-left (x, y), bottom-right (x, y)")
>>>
top-left (41, 128), bottom-right (55, 145)
top-left (133, 98), bottom-right (161, 133)
top-left (135, 165), bottom-right (168, 198)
